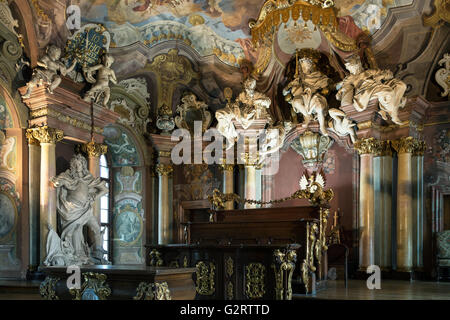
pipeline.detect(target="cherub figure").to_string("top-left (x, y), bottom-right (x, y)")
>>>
top-left (327, 108), bottom-right (357, 143)
top-left (22, 45), bottom-right (77, 98)
top-left (283, 49), bottom-right (330, 136)
top-left (83, 53), bottom-right (117, 108)
top-left (336, 54), bottom-right (407, 125)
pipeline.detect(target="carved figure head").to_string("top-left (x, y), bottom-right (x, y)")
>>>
top-left (243, 77), bottom-right (257, 94)
top-left (102, 54), bottom-right (115, 68)
top-left (70, 154), bottom-right (89, 178)
top-left (47, 45), bottom-right (62, 61)
top-left (296, 48), bottom-right (320, 75)
top-left (344, 55), bottom-right (364, 75)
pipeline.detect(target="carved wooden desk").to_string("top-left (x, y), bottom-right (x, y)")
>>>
top-left (147, 205), bottom-right (328, 299)
top-left (39, 265), bottom-right (196, 300)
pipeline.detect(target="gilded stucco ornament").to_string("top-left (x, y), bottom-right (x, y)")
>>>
top-left (245, 263), bottom-right (266, 299)
top-left (423, 0), bottom-right (450, 28)
top-left (392, 137), bottom-right (426, 155)
top-left (195, 261), bottom-right (216, 296)
top-left (145, 48), bottom-right (199, 119)
top-left (70, 272), bottom-right (111, 300)
top-left (354, 137), bottom-right (383, 155)
top-left (155, 163), bottom-right (174, 177)
top-left (39, 276), bottom-right (60, 300)
top-left (83, 53), bottom-right (117, 108)
top-left (175, 92), bottom-right (212, 133)
top-left (27, 126), bottom-right (64, 144)
top-left (336, 54), bottom-right (407, 125)
top-left (435, 53), bottom-right (449, 97)
top-left (283, 49), bottom-right (330, 136)
top-left (134, 281), bottom-right (171, 300)
top-left (79, 141), bottom-right (108, 158)
top-left (272, 249), bottom-right (297, 300)
top-left (149, 249), bottom-right (164, 267)
top-left (22, 45), bottom-right (77, 99)
top-left (301, 222), bottom-right (318, 294)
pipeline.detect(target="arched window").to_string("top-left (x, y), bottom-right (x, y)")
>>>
top-left (99, 154), bottom-right (112, 262)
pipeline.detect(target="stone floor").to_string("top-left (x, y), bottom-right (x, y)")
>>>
top-left (1, 279), bottom-right (449, 300)
top-left (294, 279), bottom-right (450, 300)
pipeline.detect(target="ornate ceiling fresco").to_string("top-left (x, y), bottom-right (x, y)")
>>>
top-left (76, 0), bottom-right (415, 68)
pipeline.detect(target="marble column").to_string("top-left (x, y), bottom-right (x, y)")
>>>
top-left (28, 126), bottom-right (63, 263)
top-left (220, 163), bottom-right (235, 210)
top-left (244, 163), bottom-right (257, 209)
top-left (81, 141), bottom-right (108, 221)
top-left (392, 137), bottom-right (416, 272)
top-left (156, 163), bottom-right (174, 244)
top-left (373, 141), bottom-right (393, 270)
top-left (412, 140), bottom-right (426, 271)
top-left (354, 138), bottom-right (379, 270)
top-left (261, 174), bottom-right (274, 208)
top-left (25, 131), bottom-right (41, 269)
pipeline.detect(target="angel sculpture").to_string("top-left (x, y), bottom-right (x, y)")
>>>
top-left (22, 45), bottom-right (77, 99)
top-left (336, 54), bottom-right (407, 125)
top-left (83, 53), bottom-right (117, 108)
top-left (327, 108), bottom-right (357, 143)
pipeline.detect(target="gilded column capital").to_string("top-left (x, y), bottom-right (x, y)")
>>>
top-left (81, 141), bottom-right (108, 158)
top-left (219, 159), bottom-right (234, 172)
top-left (374, 140), bottom-right (393, 157)
top-left (354, 138), bottom-right (381, 155)
top-left (156, 163), bottom-right (174, 177)
top-left (158, 151), bottom-right (172, 158)
top-left (25, 129), bottom-right (40, 146)
top-left (241, 152), bottom-right (259, 167)
top-left (27, 126), bottom-right (64, 144)
top-left (392, 137), bottom-right (423, 154)
top-left (413, 140), bottom-right (426, 156)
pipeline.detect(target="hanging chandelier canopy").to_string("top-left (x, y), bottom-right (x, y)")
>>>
top-left (249, 0), bottom-right (338, 47)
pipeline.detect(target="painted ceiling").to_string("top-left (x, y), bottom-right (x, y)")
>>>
top-left (79, 0), bottom-right (414, 67)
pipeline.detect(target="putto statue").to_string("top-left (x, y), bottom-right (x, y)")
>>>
top-left (327, 108), bottom-right (357, 143)
top-left (283, 49), bottom-right (330, 136)
top-left (44, 154), bottom-right (109, 266)
top-left (83, 53), bottom-right (117, 108)
top-left (336, 54), bottom-right (407, 125)
top-left (216, 77), bottom-right (272, 147)
top-left (22, 45), bottom-right (77, 99)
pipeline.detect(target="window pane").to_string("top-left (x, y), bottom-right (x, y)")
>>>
top-left (100, 166), bottom-right (109, 179)
top-left (101, 209), bottom-right (109, 223)
top-left (101, 196), bottom-right (109, 210)
top-left (100, 155), bottom-right (107, 167)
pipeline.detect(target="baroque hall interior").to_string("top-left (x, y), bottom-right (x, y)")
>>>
top-left (0, 0), bottom-right (448, 301)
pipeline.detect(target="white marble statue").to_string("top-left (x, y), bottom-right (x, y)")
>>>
top-left (336, 54), bottom-right (407, 125)
top-left (216, 77), bottom-right (272, 147)
top-left (327, 108), bottom-right (357, 143)
top-left (283, 50), bottom-right (330, 136)
top-left (83, 53), bottom-right (117, 108)
top-left (44, 154), bottom-right (109, 266)
top-left (22, 45), bottom-right (77, 99)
